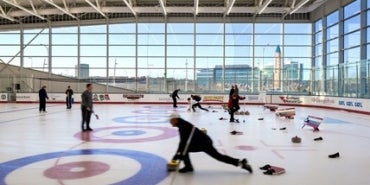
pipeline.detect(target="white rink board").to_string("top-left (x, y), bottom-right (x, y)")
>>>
top-left (14, 93), bottom-right (370, 113)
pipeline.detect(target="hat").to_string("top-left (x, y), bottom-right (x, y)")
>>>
top-left (169, 112), bottom-right (180, 120)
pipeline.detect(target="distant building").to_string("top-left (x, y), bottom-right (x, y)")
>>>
top-left (75, 64), bottom-right (89, 79)
top-left (196, 68), bottom-right (214, 86)
top-left (273, 45), bottom-right (282, 89)
top-left (213, 64), bottom-right (253, 85)
top-left (283, 61), bottom-right (303, 81)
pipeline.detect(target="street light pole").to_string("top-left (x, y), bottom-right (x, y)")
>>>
top-left (40, 44), bottom-right (48, 72)
top-left (260, 46), bottom-right (266, 92)
top-left (113, 58), bottom-right (117, 86)
top-left (185, 59), bottom-right (188, 92)
top-left (43, 59), bottom-right (47, 72)
top-left (28, 57), bottom-right (33, 68)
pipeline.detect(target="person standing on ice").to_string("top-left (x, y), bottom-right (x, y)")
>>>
top-left (38, 85), bottom-right (49, 113)
top-left (81, 83), bottom-right (94, 132)
top-left (171, 89), bottom-right (180, 108)
top-left (228, 85), bottom-right (245, 122)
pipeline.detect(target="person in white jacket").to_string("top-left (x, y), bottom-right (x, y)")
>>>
top-left (187, 97), bottom-right (196, 111)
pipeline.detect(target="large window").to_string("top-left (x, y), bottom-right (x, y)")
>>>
top-left (0, 22), bottom-right (312, 94)
top-left (312, 0), bottom-right (370, 98)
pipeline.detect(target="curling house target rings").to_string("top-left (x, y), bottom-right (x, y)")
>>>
top-left (74, 126), bottom-right (178, 143)
top-left (112, 115), bottom-right (169, 124)
top-left (0, 149), bottom-right (168, 185)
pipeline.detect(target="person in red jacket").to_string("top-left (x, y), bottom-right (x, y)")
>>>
top-left (228, 85), bottom-right (245, 122)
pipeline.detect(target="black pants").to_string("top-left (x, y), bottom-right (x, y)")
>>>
top-left (39, 99), bottom-right (46, 112)
top-left (172, 97), bottom-right (177, 107)
top-left (182, 145), bottom-right (239, 168)
top-left (66, 96), bottom-right (72, 108)
top-left (229, 106), bottom-right (240, 121)
top-left (192, 103), bottom-right (208, 112)
top-left (81, 106), bottom-right (92, 130)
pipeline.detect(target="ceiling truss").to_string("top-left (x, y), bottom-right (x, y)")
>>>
top-left (0, 0), bottom-right (328, 24)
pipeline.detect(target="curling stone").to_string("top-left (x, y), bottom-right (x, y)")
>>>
top-left (291, 136), bottom-right (302, 143)
top-left (167, 160), bottom-right (179, 171)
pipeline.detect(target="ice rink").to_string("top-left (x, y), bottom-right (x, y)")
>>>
top-left (1, 103), bottom-right (370, 185)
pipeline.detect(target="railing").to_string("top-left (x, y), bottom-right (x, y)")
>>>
top-left (1, 60), bottom-right (370, 98)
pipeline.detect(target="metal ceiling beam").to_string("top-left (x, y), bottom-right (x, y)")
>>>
top-left (158, 0), bottom-right (167, 16)
top-left (122, 0), bottom-right (137, 17)
top-left (291, 0), bottom-right (297, 8)
top-left (3, 0), bottom-right (47, 20)
top-left (6, 6), bottom-right (295, 17)
top-left (225, 0), bottom-right (237, 16)
top-left (44, 0), bottom-right (78, 20)
top-left (194, 0), bottom-right (199, 15)
top-left (258, 0), bottom-right (263, 6)
top-left (305, 0), bottom-right (327, 12)
top-left (62, 0), bottom-right (69, 11)
top-left (290, 0), bottom-right (310, 14)
top-left (84, 0), bottom-right (107, 18)
top-left (0, 6), bottom-right (18, 22)
top-left (258, 0), bottom-right (273, 14)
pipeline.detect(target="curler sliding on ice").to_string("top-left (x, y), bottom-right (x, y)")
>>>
top-left (168, 112), bottom-right (253, 174)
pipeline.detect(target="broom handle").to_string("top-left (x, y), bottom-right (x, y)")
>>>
top-left (182, 126), bottom-right (196, 157)
top-left (169, 126), bottom-right (196, 185)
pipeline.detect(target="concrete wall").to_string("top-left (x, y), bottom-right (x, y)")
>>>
top-left (0, 63), bottom-right (132, 93)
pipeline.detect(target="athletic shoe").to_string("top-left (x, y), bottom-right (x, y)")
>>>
top-left (259, 164), bottom-right (271, 170)
top-left (328, 152), bottom-right (340, 158)
top-left (178, 167), bottom-right (194, 173)
top-left (86, 128), bottom-right (93, 131)
top-left (263, 169), bottom-right (275, 175)
top-left (240, 159), bottom-right (253, 173)
top-left (314, 137), bottom-right (323, 141)
top-left (279, 127), bottom-right (286, 130)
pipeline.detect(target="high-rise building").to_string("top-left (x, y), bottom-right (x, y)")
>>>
top-left (283, 61), bottom-right (303, 81)
top-left (273, 45), bottom-right (282, 89)
top-left (75, 64), bottom-right (90, 79)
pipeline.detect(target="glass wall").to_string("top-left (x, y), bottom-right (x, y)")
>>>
top-left (0, 21), bottom-right (312, 94)
top-left (2, 0), bottom-right (370, 97)
top-left (313, 0), bottom-right (370, 98)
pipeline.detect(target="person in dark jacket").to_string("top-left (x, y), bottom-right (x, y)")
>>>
top-left (65, 86), bottom-right (74, 109)
top-left (191, 95), bottom-right (209, 112)
top-left (229, 85), bottom-right (235, 97)
top-left (81, 84), bottom-right (94, 131)
top-left (171, 89), bottom-right (180, 108)
top-left (38, 85), bottom-right (49, 113)
top-left (169, 112), bottom-right (252, 173)
top-left (228, 85), bottom-right (245, 122)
